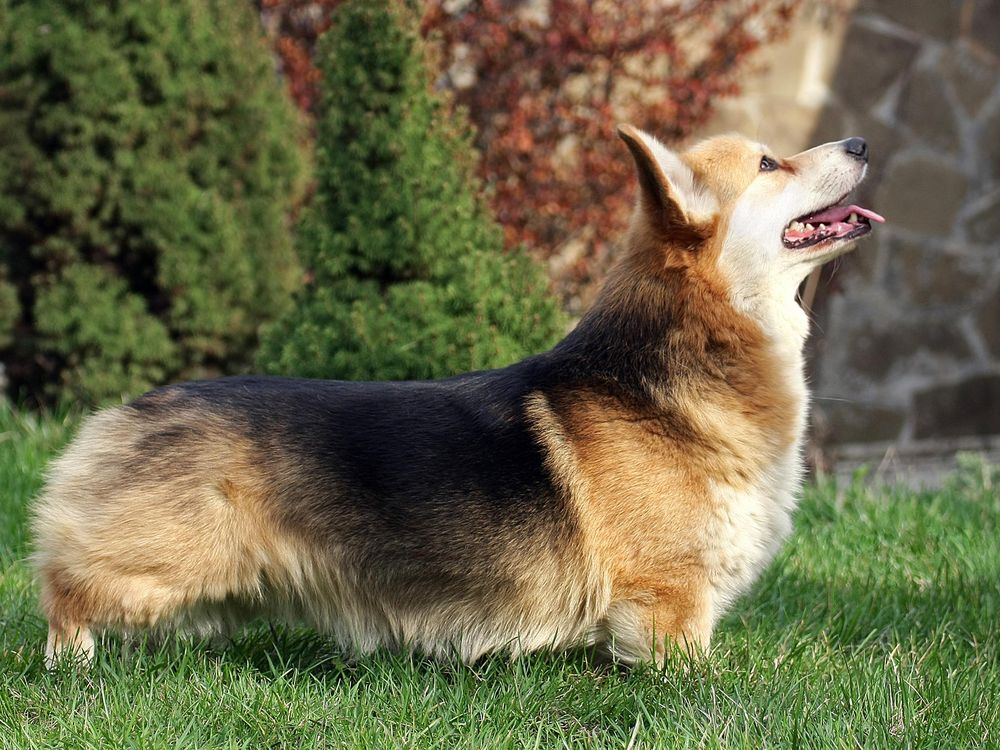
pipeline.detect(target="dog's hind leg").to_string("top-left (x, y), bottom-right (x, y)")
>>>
top-left (44, 622), bottom-right (94, 668)
top-left (35, 503), bottom-right (277, 667)
top-left (601, 577), bottom-right (713, 666)
top-left (32, 407), bottom-right (289, 667)
top-left (37, 557), bottom-right (203, 667)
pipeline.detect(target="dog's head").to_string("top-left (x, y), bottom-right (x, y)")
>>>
top-left (617, 125), bottom-right (884, 309)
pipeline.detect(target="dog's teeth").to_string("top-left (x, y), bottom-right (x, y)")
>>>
top-left (849, 212), bottom-right (858, 222)
top-left (818, 223), bottom-right (827, 230)
top-left (805, 223), bottom-right (815, 231)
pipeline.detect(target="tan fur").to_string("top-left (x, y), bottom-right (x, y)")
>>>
top-left (518, 129), bottom-right (844, 662)
top-left (526, 324), bottom-right (785, 658)
top-left (34, 407), bottom-right (296, 664)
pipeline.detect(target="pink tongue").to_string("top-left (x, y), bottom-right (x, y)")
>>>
top-left (805, 203), bottom-right (885, 224)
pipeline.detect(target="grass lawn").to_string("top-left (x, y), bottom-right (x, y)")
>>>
top-left (1, 402), bottom-right (997, 748)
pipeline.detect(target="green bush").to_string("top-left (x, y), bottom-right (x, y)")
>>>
top-left (257, 0), bottom-right (565, 382)
top-left (0, 0), bottom-right (307, 405)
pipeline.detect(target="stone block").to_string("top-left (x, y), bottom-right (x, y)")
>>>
top-left (896, 67), bottom-right (961, 153)
top-left (846, 317), bottom-right (972, 380)
top-left (973, 284), bottom-right (1000, 357)
top-left (965, 189), bottom-right (1000, 245)
top-left (845, 230), bottom-right (886, 283)
top-left (875, 157), bottom-right (968, 236)
top-left (809, 104), bottom-right (852, 148)
top-left (831, 23), bottom-right (920, 112)
top-left (815, 401), bottom-right (906, 445)
top-left (983, 106), bottom-right (1000, 181)
top-left (913, 374), bottom-right (1000, 438)
top-left (940, 45), bottom-right (998, 117)
top-left (883, 236), bottom-right (981, 306)
top-left (970, 0), bottom-right (1000, 53)
top-left (854, 113), bottom-right (904, 203)
top-left (858, 0), bottom-right (962, 40)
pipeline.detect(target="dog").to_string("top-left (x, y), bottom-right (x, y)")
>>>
top-left (32, 125), bottom-right (883, 668)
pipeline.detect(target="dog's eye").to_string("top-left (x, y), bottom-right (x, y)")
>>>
top-left (759, 156), bottom-right (779, 172)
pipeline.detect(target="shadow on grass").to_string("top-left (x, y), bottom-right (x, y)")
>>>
top-left (721, 563), bottom-right (999, 650)
top-left (180, 564), bottom-right (998, 685)
top-left (12, 564), bottom-right (994, 685)
top-left (204, 622), bottom-right (619, 685)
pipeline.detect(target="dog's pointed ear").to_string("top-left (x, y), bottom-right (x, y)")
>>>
top-left (617, 124), bottom-right (715, 233)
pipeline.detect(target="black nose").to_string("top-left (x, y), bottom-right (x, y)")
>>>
top-left (844, 137), bottom-right (868, 162)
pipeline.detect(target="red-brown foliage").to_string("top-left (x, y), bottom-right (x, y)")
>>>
top-left (258, 0), bottom-right (802, 306)
top-left (259, 0), bottom-right (342, 111)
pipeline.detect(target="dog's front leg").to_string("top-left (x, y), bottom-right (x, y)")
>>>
top-left (603, 575), bottom-right (713, 667)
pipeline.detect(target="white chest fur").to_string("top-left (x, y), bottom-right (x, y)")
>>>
top-left (702, 445), bottom-right (804, 622)
top-left (701, 296), bottom-right (811, 622)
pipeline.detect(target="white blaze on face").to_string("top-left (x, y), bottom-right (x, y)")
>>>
top-left (718, 140), bottom-right (875, 307)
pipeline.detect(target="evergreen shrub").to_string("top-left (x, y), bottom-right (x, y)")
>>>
top-left (0, 0), bottom-right (307, 404)
top-left (258, 0), bottom-right (565, 382)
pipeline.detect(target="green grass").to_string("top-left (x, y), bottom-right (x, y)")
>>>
top-left (1, 402), bottom-right (997, 748)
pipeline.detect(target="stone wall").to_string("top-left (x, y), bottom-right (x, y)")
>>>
top-left (807, 0), bottom-right (1000, 453)
top-left (701, 1), bottom-right (857, 155)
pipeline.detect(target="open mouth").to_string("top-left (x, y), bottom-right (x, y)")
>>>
top-left (782, 202), bottom-right (885, 250)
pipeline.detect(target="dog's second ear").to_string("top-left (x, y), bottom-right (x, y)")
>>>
top-left (617, 124), bottom-right (716, 235)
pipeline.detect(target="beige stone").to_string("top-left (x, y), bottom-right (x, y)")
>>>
top-left (699, 2), bottom-right (857, 154)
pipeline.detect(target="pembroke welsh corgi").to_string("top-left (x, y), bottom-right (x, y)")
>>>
top-left (33, 126), bottom-right (883, 667)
